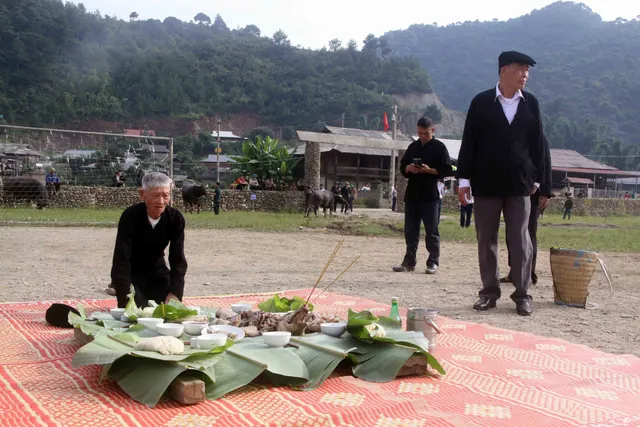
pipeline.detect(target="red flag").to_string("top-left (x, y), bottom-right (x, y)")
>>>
top-left (383, 112), bottom-right (389, 131)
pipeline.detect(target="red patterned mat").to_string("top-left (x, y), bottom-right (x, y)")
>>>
top-left (1, 289), bottom-right (640, 427)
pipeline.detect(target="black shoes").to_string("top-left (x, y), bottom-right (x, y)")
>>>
top-left (473, 297), bottom-right (497, 311)
top-left (516, 300), bottom-right (533, 316)
top-left (425, 264), bottom-right (438, 275)
top-left (392, 265), bottom-right (415, 272)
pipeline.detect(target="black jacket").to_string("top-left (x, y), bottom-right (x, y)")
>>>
top-left (400, 138), bottom-right (453, 202)
top-left (457, 88), bottom-right (546, 197)
top-left (111, 203), bottom-right (188, 306)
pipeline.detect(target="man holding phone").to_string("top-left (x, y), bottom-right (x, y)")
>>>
top-left (393, 117), bottom-right (453, 275)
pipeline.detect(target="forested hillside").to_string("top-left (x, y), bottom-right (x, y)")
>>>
top-left (384, 1), bottom-right (640, 163)
top-left (0, 0), bottom-right (432, 130)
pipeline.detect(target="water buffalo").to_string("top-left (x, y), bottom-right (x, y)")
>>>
top-left (305, 189), bottom-right (345, 218)
top-left (1, 177), bottom-right (49, 209)
top-left (182, 182), bottom-right (207, 214)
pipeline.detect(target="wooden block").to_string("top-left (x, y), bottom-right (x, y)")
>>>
top-left (168, 375), bottom-right (206, 405)
top-left (397, 356), bottom-right (430, 377)
top-left (74, 328), bottom-right (94, 345)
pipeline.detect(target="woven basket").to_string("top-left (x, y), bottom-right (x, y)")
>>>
top-left (549, 248), bottom-right (612, 309)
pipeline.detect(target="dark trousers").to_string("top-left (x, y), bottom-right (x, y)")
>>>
top-left (402, 201), bottom-right (440, 267)
top-left (214, 201), bottom-right (220, 215)
top-left (563, 208), bottom-right (571, 220)
top-left (391, 197), bottom-right (397, 211)
top-left (130, 265), bottom-right (171, 308)
top-left (506, 196), bottom-right (538, 282)
top-left (437, 199), bottom-right (443, 224)
top-left (474, 196), bottom-right (532, 303)
top-left (460, 203), bottom-right (473, 227)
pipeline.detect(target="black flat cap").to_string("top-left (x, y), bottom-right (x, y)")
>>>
top-left (499, 51), bottom-right (536, 69)
top-left (45, 303), bottom-right (80, 328)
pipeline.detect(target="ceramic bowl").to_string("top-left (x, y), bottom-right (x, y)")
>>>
top-left (231, 303), bottom-right (252, 314)
top-left (182, 321), bottom-right (209, 335)
top-left (156, 323), bottom-right (184, 338)
top-left (136, 317), bottom-right (164, 331)
top-left (320, 322), bottom-right (347, 338)
top-left (262, 331), bottom-right (291, 347)
top-left (110, 308), bottom-right (126, 320)
top-left (198, 333), bottom-right (228, 349)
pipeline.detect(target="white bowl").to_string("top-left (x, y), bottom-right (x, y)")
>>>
top-left (320, 322), bottom-right (347, 338)
top-left (201, 325), bottom-right (245, 341)
top-left (110, 308), bottom-right (126, 320)
top-left (231, 303), bottom-right (252, 314)
top-left (137, 317), bottom-right (164, 331)
top-left (182, 321), bottom-right (209, 335)
top-left (156, 323), bottom-right (184, 338)
top-left (262, 331), bottom-right (291, 347)
top-left (198, 333), bottom-right (228, 349)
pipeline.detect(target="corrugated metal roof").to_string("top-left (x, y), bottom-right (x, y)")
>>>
top-left (211, 131), bottom-right (245, 139)
top-left (324, 126), bottom-right (413, 141)
top-left (552, 167), bottom-right (640, 177)
top-left (563, 177), bottom-right (594, 185)
top-left (201, 154), bottom-right (236, 163)
top-left (551, 149), bottom-right (617, 170)
top-left (293, 143), bottom-right (403, 156)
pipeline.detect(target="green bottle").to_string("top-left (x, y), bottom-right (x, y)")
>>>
top-left (389, 297), bottom-right (401, 327)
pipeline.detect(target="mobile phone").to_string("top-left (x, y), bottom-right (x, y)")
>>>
top-left (412, 158), bottom-right (423, 166)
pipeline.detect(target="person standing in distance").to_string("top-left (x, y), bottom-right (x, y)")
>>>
top-left (393, 117), bottom-right (453, 275)
top-left (457, 51), bottom-right (548, 316)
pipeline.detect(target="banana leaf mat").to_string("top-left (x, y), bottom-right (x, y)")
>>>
top-left (1, 289), bottom-right (640, 427)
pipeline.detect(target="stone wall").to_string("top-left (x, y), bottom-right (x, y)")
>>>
top-left (2, 186), bottom-right (306, 212)
top-left (440, 195), bottom-right (640, 217)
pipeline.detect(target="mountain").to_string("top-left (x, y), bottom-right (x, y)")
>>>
top-left (0, 0), bottom-right (432, 134)
top-left (383, 1), bottom-right (640, 158)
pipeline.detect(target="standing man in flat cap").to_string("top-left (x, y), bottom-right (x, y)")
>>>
top-left (457, 51), bottom-right (549, 316)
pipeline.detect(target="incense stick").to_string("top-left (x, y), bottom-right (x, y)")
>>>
top-left (305, 238), bottom-right (344, 305)
top-left (314, 256), bottom-right (360, 301)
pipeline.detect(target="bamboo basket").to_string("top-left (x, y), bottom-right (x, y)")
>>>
top-left (549, 248), bottom-right (612, 309)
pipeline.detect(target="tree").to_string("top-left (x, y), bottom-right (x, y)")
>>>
top-left (346, 39), bottom-right (358, 51)
top-left (423, 104), bottom-right (443, 124)
top-left (282, 126), bottom-right (297, 141)
top-left (242, 24), bottom-right (261, 37)
top-left (328, 38), bottom-right (342, 52)
top-left (378, 36), bottom-right (392, 59)
top-left (213, 14), bottom-right (229, 31)
top-left (129, 11), bottom-right (138, 21)
top-left (246, 126), bottom-right (276, 141)
top-left (230, 136), bottom-right (299, 182)
top-left (362, 34), bottom-right (377, 53)
top-left (272, 29), bottom-right (291, 46)
top-left (194, 13), bottom-right (211, 25)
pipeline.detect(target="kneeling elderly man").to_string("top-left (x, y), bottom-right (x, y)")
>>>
top-left (111, 172), bottom-right (188, 308)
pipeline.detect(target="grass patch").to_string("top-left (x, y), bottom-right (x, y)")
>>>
top-left (1, 208), bottom-right (639, 253)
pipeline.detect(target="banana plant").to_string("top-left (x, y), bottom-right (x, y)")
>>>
top-left (231, 136), bottom-right (299, 182)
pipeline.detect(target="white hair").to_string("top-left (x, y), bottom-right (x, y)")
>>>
top-left (142, 172), bottom-right (173, 191)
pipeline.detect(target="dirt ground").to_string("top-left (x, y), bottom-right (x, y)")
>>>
top-left (0, 226), bottom-right (638, 356)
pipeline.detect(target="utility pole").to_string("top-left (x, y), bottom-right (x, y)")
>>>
top-left (341, 112), bottom-right (345, 128)
top-left (216, 119), bottom-right (221, 182)
top-left (390, 104), bottom-right (398, 189)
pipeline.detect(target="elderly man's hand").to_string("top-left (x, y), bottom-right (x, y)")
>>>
top-left (458, 187), bottom-right (471, 206)
top-left (539, 196), bottom-right (549, 210)
top-left (164, 293), bottom-right (179, 304)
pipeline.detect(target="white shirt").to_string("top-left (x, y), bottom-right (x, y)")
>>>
top-left (459, 83), bottom-right (539, 190)
top-left (437, 181), bottom-right (445, 199)
top-left (148, 215), bottom-right (160, 229)
top-left (391, 188), bottom-right (397, 198)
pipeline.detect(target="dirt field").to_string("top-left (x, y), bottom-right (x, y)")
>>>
top-left (0, 226), bottom-right (638, 356)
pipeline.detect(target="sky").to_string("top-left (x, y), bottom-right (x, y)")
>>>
top-left (73, 0), bottom-right (638, 49)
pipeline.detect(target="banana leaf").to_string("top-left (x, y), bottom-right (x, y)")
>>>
top-left (346, 309), bottom-right (401, 340)
top-left (152, 301), bottom-right (198, 321)
top-left (124, 285), bottom-right (140, 320)
top-left (257, 294), bottom-right (314, 312)
top-left (68, 310), bottom-right (104, 336)
top-left (290, 334), bottom-right (358, 389)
